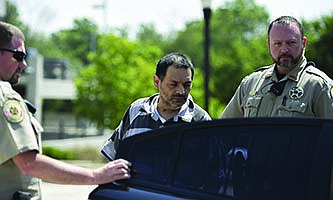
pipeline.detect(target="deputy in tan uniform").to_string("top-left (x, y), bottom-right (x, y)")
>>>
top-left (0, 22), bottom-right (131, 200)
top-left (221, 16), bottom-right (333, 118)
top-left (0, 82), bottom-right (43, 199)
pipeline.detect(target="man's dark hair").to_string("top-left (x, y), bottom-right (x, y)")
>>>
top-left (0, 21), bottom-right (25, 48)
top-left (267, 16), bottom-right (304, 39)
top-left (155, 52), bottom-right (194, 81)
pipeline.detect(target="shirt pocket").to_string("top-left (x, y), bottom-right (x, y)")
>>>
top-left (277, 100), bottom-right (308, 117)
top-left (244, 96), bottom-right (262, 117)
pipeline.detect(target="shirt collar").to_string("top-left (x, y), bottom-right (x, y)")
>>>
top-left (266, 57), bottom-right (307, 82)
top-left (287, 58), bottom-right (307, 81)
top-left (141, 94), bottom-right (194, 123)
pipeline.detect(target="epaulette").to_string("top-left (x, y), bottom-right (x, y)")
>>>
top-left (0, 81), bottom-right (21, 100)
top-left (305, 65), bottom-right (333, 84)
top-left (254, 65), bottom-right (272, 72)
top-left (24, 100), bottom-right (37, 114)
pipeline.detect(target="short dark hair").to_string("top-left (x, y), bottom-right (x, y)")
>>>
top-left (267, 16), bottom-right (304, 39)
top-left (0, 21), bottom-right (25, 48)
top-left (155, 52), bottom-right (194, 81)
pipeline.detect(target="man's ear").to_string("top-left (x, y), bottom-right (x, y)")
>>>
top-left (303, 36), bottom-right (307, 49)
top-left (153, 75), bottom-right (159, 88)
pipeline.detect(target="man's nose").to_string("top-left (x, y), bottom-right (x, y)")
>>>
top-left (280, 43), bottom-right (290, 53)
top-left (19, 60), bottom-right (27, 70)
top-left (175, 84), bottom-right (185, 94)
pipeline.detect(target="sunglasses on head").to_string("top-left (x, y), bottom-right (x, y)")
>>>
top-left (0, 48), bottom-right (27, 62)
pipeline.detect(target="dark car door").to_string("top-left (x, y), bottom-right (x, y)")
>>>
top-left (89, 117), bottom-right (333, 200)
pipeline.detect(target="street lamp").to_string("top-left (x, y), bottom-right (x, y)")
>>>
top-left (0, 0), bottom-right (6, 17)
top-left (93, 0), bottom-right (108, 32)
top-left (201, 0), bottom-right (212, 113)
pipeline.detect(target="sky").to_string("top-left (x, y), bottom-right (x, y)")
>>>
top-left (12, 0), bottom-right (333, 37)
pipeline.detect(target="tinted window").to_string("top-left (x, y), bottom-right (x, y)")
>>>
top-left (174, 124), bottom-right (320, 200)
top-left (126, 123), bottom-right (321, 200)
top-left (131, 131), bottom-right (179, 185)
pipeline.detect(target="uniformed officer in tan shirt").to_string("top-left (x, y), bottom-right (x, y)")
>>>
top-left (221, 16), bottom-right (333, 118)
top-left (0, 81), bottom-right (43, 200)
top-left (0, 22), bottom-right (131, 200)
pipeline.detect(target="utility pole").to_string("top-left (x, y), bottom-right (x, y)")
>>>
top-left (0, 0), bottom-right (6, 17)
top-left (93, 0), bottom-right (108, 32)
top-left (201, 0), bottom-right (212, 113)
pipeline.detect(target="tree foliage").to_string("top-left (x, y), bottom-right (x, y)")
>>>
top-left (304, 15), bottom-right (333, 78)
top-left (48, 18), bottom-right (100, 66)
top-left (210, 0), bottom-right (270, 104)
top-left (73, 34), bottom-right (163, 128)
top-left (0, 1), bottom-right (27, 31)
top-left (136, 23), bottom-right (163, 44)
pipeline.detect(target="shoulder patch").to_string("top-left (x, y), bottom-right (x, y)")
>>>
top-left (2, 99), bottom-right (25, 123)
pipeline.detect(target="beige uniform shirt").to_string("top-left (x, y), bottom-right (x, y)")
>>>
top-left (0, 81), bottom-right (43, 200)
top-left (221, 58), bottom-right (333, 118)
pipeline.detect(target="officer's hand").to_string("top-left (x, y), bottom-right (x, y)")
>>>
top-left (92, 158), bottom-right (131, 184)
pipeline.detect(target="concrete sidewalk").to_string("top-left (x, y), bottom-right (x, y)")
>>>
top-left (42, 134), bottom-right (109, 150)
top-left (42, 181), bottom-right (97, 200)
top-left (41, 136), bottom-right (108, 199)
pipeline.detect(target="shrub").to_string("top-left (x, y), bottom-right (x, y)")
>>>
top-left (42, 146), bottom-right (105, 161)
top-left (42, 146), bottom-right (74, 160)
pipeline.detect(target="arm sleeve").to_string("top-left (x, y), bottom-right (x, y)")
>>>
top-left (101, 106), bottom-right (131, 160)
top-left (314, 84), bottom-right (333, 118)
top-left (220, 81), bottom-right (246, 118)
top-left (0, 99), bottom-right (39, 164)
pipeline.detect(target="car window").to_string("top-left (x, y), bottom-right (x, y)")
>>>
top-left (174, 124), bottom-right (320, 199)
top-left (125, 122), bottom-right (321, 200)
top-left (131, 131), bottom-right (179, 185)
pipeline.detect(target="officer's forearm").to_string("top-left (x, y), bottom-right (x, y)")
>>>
top-left (13, 150), bottom-right (95, 185)
top-left (13, 150), bottom-right (131, 185)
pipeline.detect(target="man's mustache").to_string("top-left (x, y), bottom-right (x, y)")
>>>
top-left (172, 94), bottom-right (186, 98)
top-left (278, 54), bottom-right (293, 60)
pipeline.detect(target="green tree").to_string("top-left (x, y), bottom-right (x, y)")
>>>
top-left (135, 23), bottom-right (174, 53)
top-left (0, 1), bottom-right (27, 30)
top-left (168, 21), bottom-right (203, 67)
top-left (304, 15), bottom-right (333, 78)
top-left (0, 1), bottom-right (53, 58)
top-left (136, 23), bottom-right (163, 43)
top-left (206, 0), bottom-right (271, 109)
top-left (48, 18), bottom-right (100, 66)
top-left (74, 34), bottom-right (163, 128)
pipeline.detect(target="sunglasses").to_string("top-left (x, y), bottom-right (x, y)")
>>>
top-left (0, 48), bottom-right (27, 62)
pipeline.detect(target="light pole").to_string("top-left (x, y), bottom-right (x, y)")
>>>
top-left (93, 0), bottom-right (108, 32)
top-left (201, 0), bottom-right (212, 113)
top-left (0, 0), bottom-right (6, 17)
top-left (91, 0), bottom-right (108, 52)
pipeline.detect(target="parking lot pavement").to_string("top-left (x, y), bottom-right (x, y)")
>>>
top-left (41, 136), bottom-right (107, 199)
top-left (42, 181), bottom-right (97, 200)
top-left (42, 135), bottom-right (109, 150)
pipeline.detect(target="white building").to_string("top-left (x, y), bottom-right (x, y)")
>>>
top-left (16, 49), bottom-right (102, 140)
